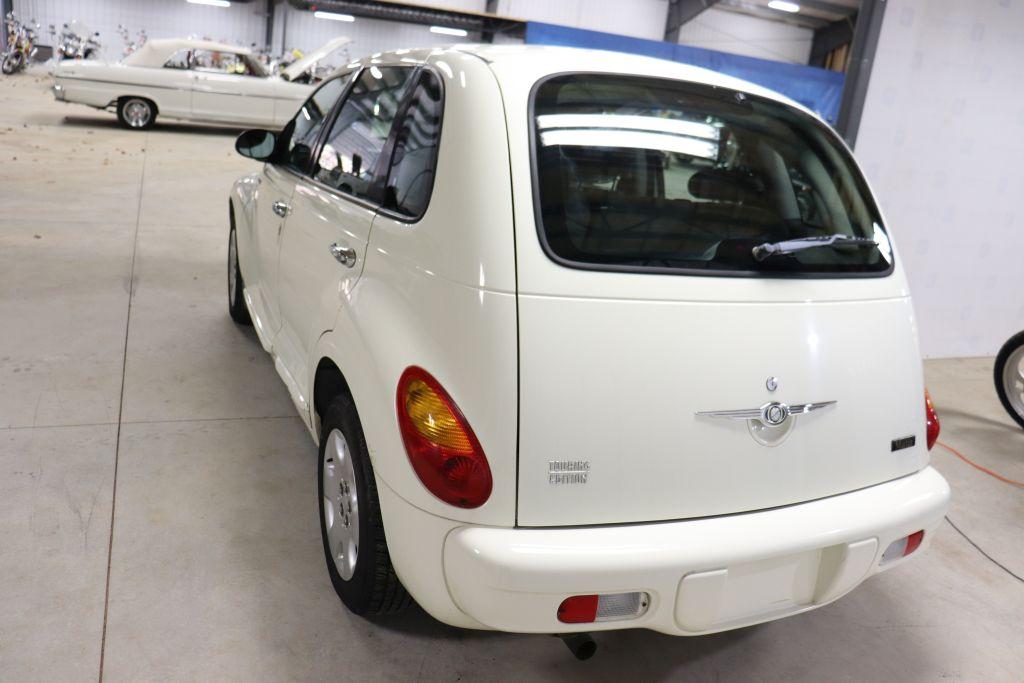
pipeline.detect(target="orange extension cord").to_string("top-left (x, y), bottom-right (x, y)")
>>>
top-left (936, 440), bottom-right (1024, 489)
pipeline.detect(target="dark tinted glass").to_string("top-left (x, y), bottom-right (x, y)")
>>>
top-left (383, 70), bottom-right (443, 218)
top-left (313, 66), bottom-right (414, 201)
top-left (533, 75), bottom-right (893, 275)
top-left (283, 75), bottom-right (347, 171)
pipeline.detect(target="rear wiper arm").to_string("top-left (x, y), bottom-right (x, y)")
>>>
top-left (752, 234), bottom-right (878, 261)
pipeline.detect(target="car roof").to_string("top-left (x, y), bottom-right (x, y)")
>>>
top-left (349, 44), bottom-right (813, 120)
top-left (124, 38), bottom-right (254, 68)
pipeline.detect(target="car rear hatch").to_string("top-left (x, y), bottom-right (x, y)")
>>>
top-left (513, 73), bottom-right (929, 527)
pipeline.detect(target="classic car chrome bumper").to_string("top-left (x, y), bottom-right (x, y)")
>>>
top-left (51, 83), bottom-right (65, 101)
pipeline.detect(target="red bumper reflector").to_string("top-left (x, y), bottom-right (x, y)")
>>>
top-left (881, 530), bottom-right (925, 564)
top-left (557, 595), bottom-right (598, 624)
top-left (904, 529), bottom-right (924, 556)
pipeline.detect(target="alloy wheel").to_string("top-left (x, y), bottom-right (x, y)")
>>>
top-left (123, 99), bottom-right (151, 128)
top-left (322, 429), bottom-right (360, 581)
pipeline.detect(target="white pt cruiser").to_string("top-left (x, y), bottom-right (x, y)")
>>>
top-left (227, 44), bottom-right (950, 653)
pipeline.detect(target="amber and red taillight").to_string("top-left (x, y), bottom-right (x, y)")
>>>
top-left (396, 366), bottom-right (492, 508)
top-left (925, 389), bottom-right (940, 450)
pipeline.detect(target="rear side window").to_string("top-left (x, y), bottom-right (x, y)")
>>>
top-left (532, 74), bottom-right (893, 276)
top-left (313, 66), bottom-right (414, 202)
top-left (383, 70), bottom-right (443, 219)
top-left (284, 75), bottom-right (348, 172)
top-left (163, 50), bottom-right (190, 69)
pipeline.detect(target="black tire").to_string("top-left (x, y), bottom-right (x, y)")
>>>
top-left (994, 330), bottom-right (1024, 430)
top-left (116, 97), bottom-right (156, 130)
top-left (318, 393), bottom-right (411, 616)
top-left (227, 218), bottom-right (251, 325)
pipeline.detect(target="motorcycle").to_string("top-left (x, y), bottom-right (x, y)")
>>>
top-left (54, 20), bottom-right (101, 60)
top-left (2, 12), bottom-right (39, 74)
top-left (117, 24), bottom-right (147, 58)
top-left (994, 331), bottom-right (1024, 429)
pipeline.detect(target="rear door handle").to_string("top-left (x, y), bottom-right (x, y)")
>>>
top-left (329, 242), bottom-right (357, 268)
top-left (272, 201), bottom-right (291, 217)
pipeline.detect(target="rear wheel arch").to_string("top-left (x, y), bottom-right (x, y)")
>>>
top-left (313, 357), bottom-right (354, 441)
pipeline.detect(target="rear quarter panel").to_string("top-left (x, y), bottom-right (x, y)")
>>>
top-left (56, 63), bottom-right (192, 118)
top-left (311, 51), bottom-right (519, 526)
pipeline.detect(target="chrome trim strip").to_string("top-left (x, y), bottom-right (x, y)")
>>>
top-left (696, 400), bottom-right (836, 423)
top-left (55, 75), bottom-right (301, 101)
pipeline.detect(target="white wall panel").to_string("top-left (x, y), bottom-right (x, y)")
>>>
top-left (674, 7), bottom-right (813, 64)
top-left (278, 5), bottom-right (475, 59)
top-left (856, 0), bottom-right (1024, 358)
top-left (495, 0), bottom-right (669, 40)
top-left (13, 0), bottom-right (266, 59)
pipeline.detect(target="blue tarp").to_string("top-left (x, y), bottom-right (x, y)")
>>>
top-left (524, 21), bottom-right (845, 124)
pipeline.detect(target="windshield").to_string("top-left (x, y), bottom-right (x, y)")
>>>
top-left (532, 74), bottom-right (893, 276)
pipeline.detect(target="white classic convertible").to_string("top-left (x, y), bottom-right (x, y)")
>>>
top-left (51, 37), bottom-right (350, 129)
top-left (226, 44), bottom-right (950, 656)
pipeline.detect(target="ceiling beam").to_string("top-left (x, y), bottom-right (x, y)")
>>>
top-left (836, 0), bottom-right (885, 145)
top-left (798, 0), bottom-right (858, 17)
top-left (809, 16), bottom-right (854, 67)
top-left (290, 0), bottom-right (523, 36)
top-left (716, 0), bottom-right (829, 30)
top-left (665, 0), bottom-right (722, 43)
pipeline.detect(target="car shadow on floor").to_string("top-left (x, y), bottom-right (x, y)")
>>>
top-left (369, 601), bottom-right (759, 674)
top-left (60, 115), bottom-right (244, 136)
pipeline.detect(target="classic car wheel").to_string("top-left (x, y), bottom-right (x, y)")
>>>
top-left (995, 331), bottom-right (1024, 430)
top-left (227, 222), bottom-right (251, 325)
top-left (318, 393), bottom-right (411, 615)
top-left (117, 97), bottom-right (155, 129)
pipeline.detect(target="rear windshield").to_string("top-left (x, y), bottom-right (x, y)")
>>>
top-left (531, 74), bottom-right (893, 276)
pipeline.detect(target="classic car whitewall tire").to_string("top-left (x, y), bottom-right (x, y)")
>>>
top-left (227, 221), bottom-right (251, 325)
top-left (318, 394), bottom-right (411, 615)
top-left (117, 97), bottom-right (156, 130)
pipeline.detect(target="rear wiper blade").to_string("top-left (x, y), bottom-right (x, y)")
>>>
top-left (752, 234), bottom-right (878, 261)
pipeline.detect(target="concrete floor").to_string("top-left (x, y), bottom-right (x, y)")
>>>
top-left (1, 69), bottom-right (1022, 682)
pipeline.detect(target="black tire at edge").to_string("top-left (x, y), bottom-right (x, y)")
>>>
top-left (227, 222), bottom-right (252, 325)
top-left (318, 393), bottom-right (412, 616)
top-left (994, 330), bottom-right (1024, 430)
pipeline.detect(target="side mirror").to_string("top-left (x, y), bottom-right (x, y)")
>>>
top-left (235, 129), bottom-right (277, 162)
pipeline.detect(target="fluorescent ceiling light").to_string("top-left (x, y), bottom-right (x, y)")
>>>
top-left (536, 114), bottom-right (721, 142)
top-left (767, 1), bottom-right (800, 12)
top-left (430, 25), bottom-right (468, 37)
top-left (314, 10), bottom-right (355, 22)
top-left (187, 0), bottom-right (231, 7)
top-left (540, 129), bottom-right (719, 161)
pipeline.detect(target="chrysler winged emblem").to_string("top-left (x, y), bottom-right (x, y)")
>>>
top-left (697, 400), bottom-right (835, 447)
top-left (695, 400), bottom-right (836, 427)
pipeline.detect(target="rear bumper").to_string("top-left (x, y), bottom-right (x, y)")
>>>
top-left (439, 467), bottom-right (949, 635)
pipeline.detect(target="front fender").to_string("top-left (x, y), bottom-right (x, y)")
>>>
top-left (230, 173), bottom-right (260, 278)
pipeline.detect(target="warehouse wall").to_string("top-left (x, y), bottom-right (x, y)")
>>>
top-left (494, 0), bottom-right (669, 41)
top-left (674, 7), bottom-right (813, 64)
top-left (855, 0), bottom-right (1024, 358)
top-left (13, 0), bottom-right (266, 58)
top-left (275, 3), bottom-right (475, 59)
